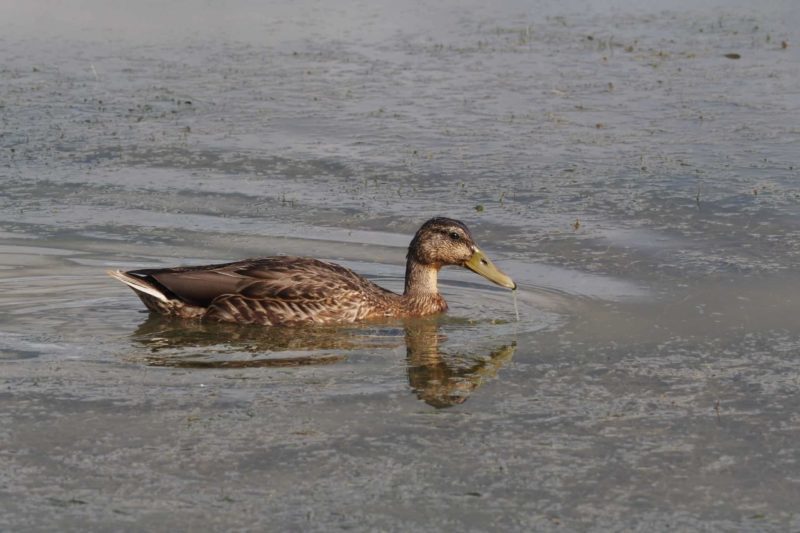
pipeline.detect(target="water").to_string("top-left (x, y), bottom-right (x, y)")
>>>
top-left (2, 0), bottom-right (800, 530)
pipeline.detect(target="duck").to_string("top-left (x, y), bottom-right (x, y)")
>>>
top-left (108, 217), bottom-right (516, 326)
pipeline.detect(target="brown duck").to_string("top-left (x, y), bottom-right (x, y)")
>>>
top-left (109, 217), bottom-right (516, 326)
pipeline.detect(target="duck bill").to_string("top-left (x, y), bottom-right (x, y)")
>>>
top-left (464, 249), bottom-right (517, 290)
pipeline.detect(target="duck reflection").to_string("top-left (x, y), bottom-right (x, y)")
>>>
top-left (404, 320), bottom-right (515, 408)
top-left (131, 315), bottom-right (515, 407)
top-left (132, 315), bottom-right (367, 367)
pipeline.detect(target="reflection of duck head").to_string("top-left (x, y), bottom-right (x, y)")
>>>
top-left (130, 315), bottom-right (514, 406)
top-left (404, 319), bottom-right (516, 409)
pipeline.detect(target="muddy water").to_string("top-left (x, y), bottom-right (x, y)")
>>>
top-left (2, 0), bottom-right (800, 530)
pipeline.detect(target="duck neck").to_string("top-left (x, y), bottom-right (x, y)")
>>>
top-left (403, 258), bottom-right (440, 298)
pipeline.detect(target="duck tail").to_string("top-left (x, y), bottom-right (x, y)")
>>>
top-left (107, 270), bottom-right (169, 303)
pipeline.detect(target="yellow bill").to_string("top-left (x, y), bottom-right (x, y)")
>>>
top-left (464, 248), bottom-right (516, 290)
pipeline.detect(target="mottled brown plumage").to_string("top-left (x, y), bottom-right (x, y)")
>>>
top-left (109, 217), bottom-right (515, 326)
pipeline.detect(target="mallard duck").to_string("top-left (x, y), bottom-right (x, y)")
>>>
top-left (109, 217), bottom-right (516, 326)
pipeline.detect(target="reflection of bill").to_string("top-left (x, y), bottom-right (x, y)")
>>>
top-left (130, 315), bottom-right (514, 407)
top-left (405, 320), bottom-right (516, 409)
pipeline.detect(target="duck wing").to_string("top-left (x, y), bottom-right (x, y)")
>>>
top-left (126, 257), bottom-right (395, 324)
top-left (125, 259), bottom-right (251, 307)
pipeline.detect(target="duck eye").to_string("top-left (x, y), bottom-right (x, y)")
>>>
top-left (448, 232), bottom-right (461, 241)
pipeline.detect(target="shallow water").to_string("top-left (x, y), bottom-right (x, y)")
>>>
top-left (2, 0), bottom-right (800, 530)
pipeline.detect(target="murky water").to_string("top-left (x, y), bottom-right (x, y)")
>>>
top-left (2, 0), bottom-right (800, 530)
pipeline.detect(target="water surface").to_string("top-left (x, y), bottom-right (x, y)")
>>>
top-left (2, 0), bottom-right (800, 530)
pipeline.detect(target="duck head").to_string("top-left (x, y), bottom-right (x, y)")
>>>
top-left (407, 217), bottom-right (516, 290)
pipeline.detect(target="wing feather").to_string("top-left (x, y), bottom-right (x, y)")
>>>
top-left (124, 257), bottom-right (396, 324)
